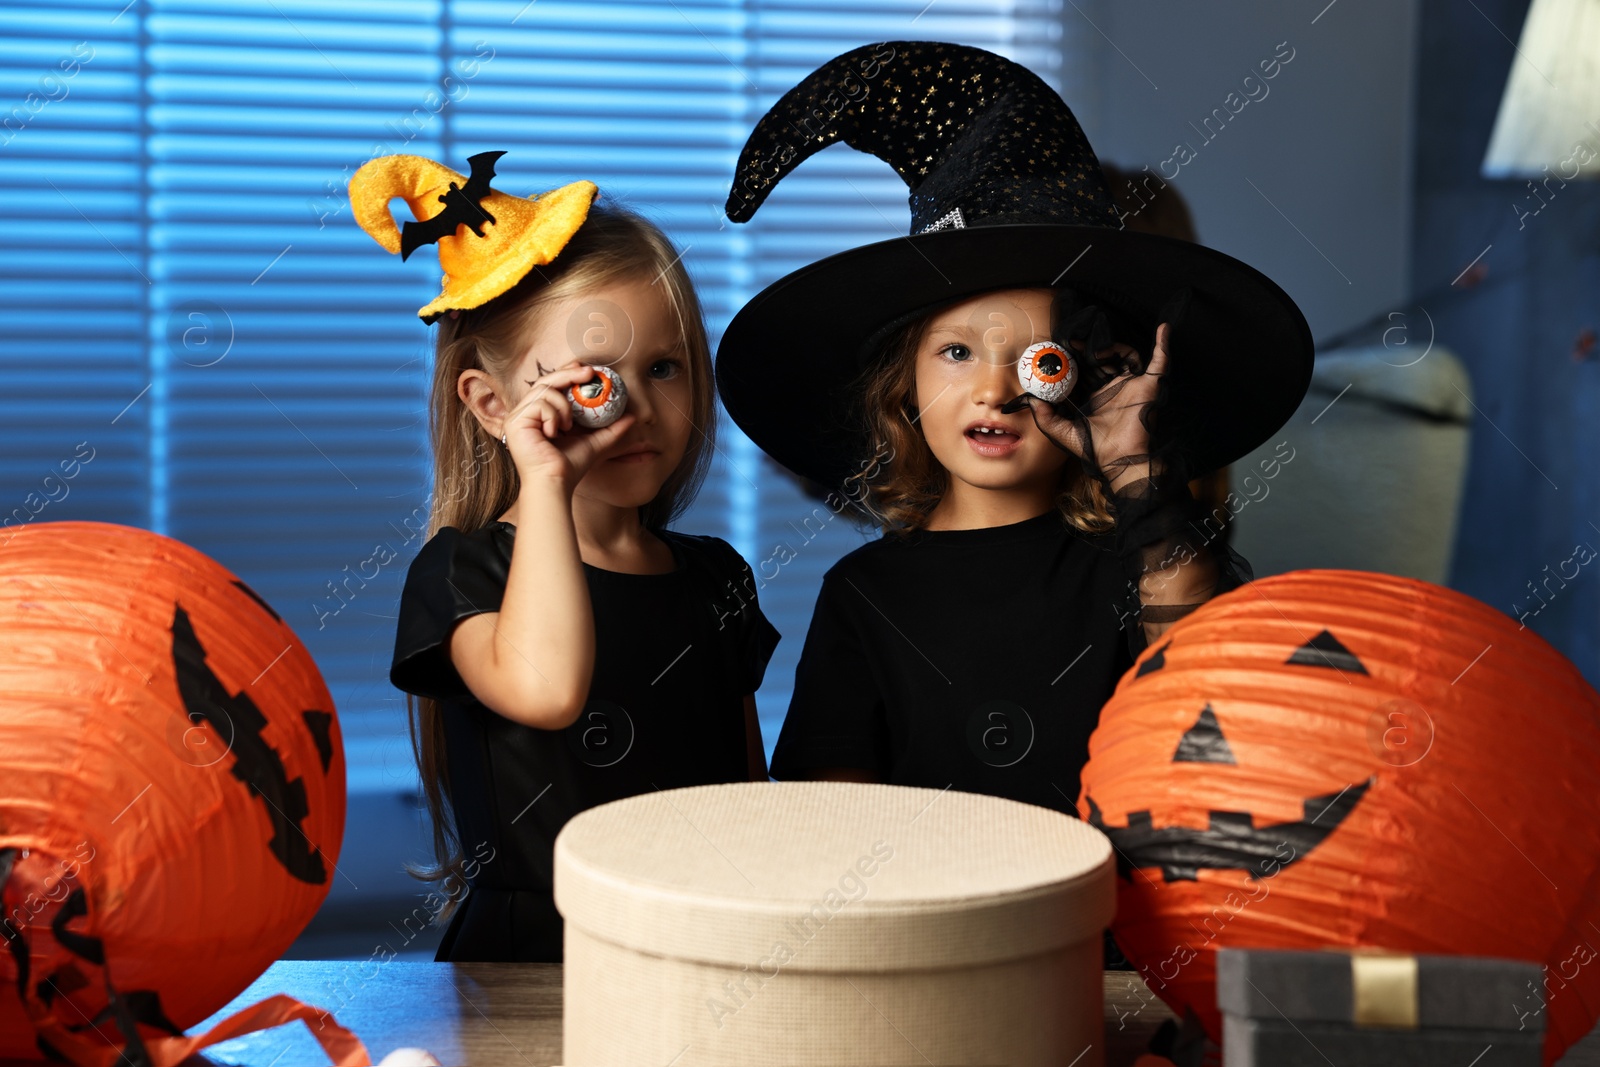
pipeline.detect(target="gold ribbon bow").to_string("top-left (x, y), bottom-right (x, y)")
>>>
top-left (1347, 947), bottom-right (1420, 1028)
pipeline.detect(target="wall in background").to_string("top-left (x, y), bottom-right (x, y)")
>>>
top-left (1071, 0), bottom-right (1420, 345)
top-left (1071, 0), bottom-right (1600, 685)
top-left (1412, 0), bottom-right (1600, 684)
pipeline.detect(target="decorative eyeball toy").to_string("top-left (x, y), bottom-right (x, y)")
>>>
top-left (1017, 340), bottom-right (1077, 404)
top-left (567, 364), bottom-right (628, 429)
top-left (379, 1049), bottom-right (442, 1066)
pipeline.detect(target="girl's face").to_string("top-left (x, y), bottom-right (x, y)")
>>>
top-left (911, 287), bottom-right (1072, 497)
top-left (507, 274), bottom-right (695, 507)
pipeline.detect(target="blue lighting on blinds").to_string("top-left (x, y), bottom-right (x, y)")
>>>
top-left (0, 0), bottom-right (1064, 792)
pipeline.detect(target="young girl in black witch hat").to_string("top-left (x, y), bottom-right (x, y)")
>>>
top-left (350, 150), bottom-right (780, 963)
top-left (716, 41), bottom-right (1310, 815)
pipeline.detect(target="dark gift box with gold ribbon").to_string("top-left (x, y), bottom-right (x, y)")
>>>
top-left (1217, 946), bottom-right (1545, 1066)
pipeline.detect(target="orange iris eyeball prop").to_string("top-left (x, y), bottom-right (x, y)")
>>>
top-left (1078, 569), bottom-right (1600, 1067)
top-left (1017, 341), bottom-right (1075, 403)
top-left (567, 364), bottom-right (627, 429)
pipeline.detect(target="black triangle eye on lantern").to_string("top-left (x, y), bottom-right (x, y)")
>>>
top-left (713, 40), bottom-right (1314, 497)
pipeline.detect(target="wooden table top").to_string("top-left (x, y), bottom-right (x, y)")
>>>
top-left (0, 966), bottom-right (1574, 1067)
top-left (189, 963), bottom-right (1176, 1066)
top-left (12, 962), bottom-right (1597, 1067)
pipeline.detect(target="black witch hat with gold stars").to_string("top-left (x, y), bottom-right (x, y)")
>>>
top-left (715, 40), bottom-right (1313, 493)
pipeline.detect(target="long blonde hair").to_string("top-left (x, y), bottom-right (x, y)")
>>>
top-left (841, 294), bottom-right (1118, 537)
top-left (405, 198), bottom-right (716, 924)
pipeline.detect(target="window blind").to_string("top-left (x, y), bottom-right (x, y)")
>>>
top-left (0, 0), bottom-right (1070, 792)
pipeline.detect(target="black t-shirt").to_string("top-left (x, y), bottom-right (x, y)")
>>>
top-left (768, 508), bottom-right (1138, 815)
top-left (390, 520), bottom-right (781, 962)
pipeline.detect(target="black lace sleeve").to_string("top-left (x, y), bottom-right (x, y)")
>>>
top-left (390, 525), bottom-right (510, 701)
top-left (1106, 466), bottom-right (1254, 660)
top-left (1013, 284), bottom-right (1255, 661)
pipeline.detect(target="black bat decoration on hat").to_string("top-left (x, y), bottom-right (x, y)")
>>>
top-left (399, 149), bottom-right (506, 261)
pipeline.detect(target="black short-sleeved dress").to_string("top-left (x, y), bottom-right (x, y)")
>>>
top-left (390, 520), bottom-right (781, 963)
top-left (770, 508), bottom-right (1149, 812)
top-left (768, 508), bottom-right (1194, 972)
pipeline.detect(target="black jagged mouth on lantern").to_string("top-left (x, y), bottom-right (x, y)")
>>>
top-left (1084, 777), bottom-right (1375, 883)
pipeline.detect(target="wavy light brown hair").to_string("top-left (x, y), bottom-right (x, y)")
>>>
top-left (405, 198), bottom-right (716, 924)
top-left (840, 292), bottom-right (1119, 538)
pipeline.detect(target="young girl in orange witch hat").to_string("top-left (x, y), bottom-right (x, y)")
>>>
top-left (717, 41), bottom-right (1309, 820)
top-left (351, 150), bottom-right (780, 963)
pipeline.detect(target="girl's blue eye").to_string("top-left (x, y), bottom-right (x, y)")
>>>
top-left (938, 343), bottom-right (972, 362)
top-left (649, 358), bottom-right (683, 380)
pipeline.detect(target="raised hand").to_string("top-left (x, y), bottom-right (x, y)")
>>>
top-left (1002, 321), bottom-right (1172, 489)
top-left (502, 359), bottom-right (638, 491)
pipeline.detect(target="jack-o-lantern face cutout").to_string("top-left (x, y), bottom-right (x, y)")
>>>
top-left (1077, 571), bottom-right (1600, 1067)
top-left (1086, 701), bottom-right (1374, 883)
top-left (0, 521), bottom-right (346, 1063)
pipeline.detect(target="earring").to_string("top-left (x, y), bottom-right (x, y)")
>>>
top-left (500, 431), bottom-right (507, 447)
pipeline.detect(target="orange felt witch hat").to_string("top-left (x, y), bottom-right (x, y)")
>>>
top-left (349, 149), bottom-right (597, 322)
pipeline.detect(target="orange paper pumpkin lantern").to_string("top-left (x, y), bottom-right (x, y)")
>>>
top-left (1079, 569), bottom-right (1600, 1065)
top-left (0, 522), bottom-right (356, 1063)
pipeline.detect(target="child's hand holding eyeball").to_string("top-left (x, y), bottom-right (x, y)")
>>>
top-left (1001, 320), bottom-right (1174, 492)
top-left (566, 363), bottom-right (628, 429)
top-left (502, 359), bottom-right (638, 491)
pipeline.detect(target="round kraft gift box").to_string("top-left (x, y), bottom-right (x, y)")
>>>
top-left (555, 781), bottom-right (1116, 1066)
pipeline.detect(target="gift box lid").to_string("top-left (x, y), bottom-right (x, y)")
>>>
top-left (554, 781), bottom-right (1115, 971)
top-left (1216, 947), bottom-right (1546, 1033)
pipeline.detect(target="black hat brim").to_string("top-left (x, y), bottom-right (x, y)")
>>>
top-left (715, 222), bottom-right (1314, 493)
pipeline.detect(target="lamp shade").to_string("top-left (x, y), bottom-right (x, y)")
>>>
top-left (1481, 0), bottom-right (1600, 178)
